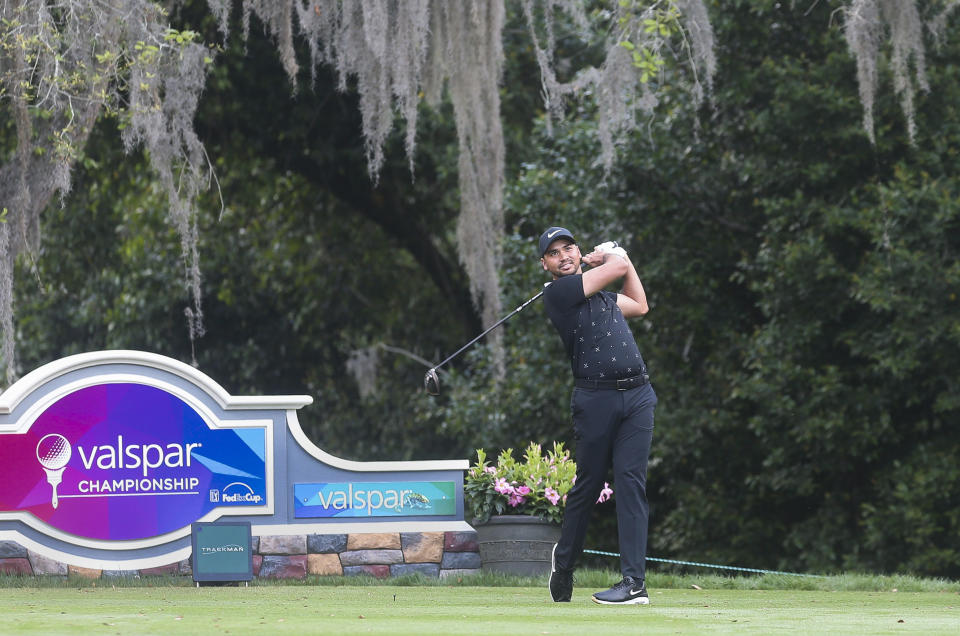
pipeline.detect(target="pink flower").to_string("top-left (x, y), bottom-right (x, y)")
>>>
top-left (508, 493), bottom-right (526, 507)
top-left (483, 466), bottom-right (496, 475)
top-left (596, 482), bottom-right (613, 504)
top-left (494, 478), bottom-right (514, 495)
top-left (545, 487), bottom-right (560, 505)
top-left (516, 485), bottom-right (532, 496)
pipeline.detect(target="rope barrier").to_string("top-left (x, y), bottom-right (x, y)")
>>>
top-left (582, 548), bottom-right (825, 578)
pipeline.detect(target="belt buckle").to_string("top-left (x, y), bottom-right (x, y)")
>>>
top-left (616, 377), bottom-right (632, 390)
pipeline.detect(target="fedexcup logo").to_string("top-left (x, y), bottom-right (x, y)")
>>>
top-left (36, 434), bottom-right (72, 509)
top-left (220, 482), bottom-right (264, 504)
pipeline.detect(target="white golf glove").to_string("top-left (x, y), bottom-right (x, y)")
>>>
top-left (593, 241), bottom-right (628, 260)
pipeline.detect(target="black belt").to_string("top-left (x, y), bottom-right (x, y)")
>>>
top-left (574, 373), bottom-right (650, 391)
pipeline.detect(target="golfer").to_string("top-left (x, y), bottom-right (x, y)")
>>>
top-left (539, 226), bottom-right (657, 605)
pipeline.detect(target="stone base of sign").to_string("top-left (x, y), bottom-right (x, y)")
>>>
top-left (401, 532), bottom-right (444, 563)
top-left (0, 557), bottom-right (32, 575)
top-left (139, 563), bottom-right (181, 576)
top-left (28, 550), bottom-right (68, 575)
top-left (258, 554), bottom-right (308, 579)
top-left (307, 553), bottom-right (343, 576)
top-left (68, 565), bottom-right (103, 579)
top-left (259, 535), bottom-right (307, 555)
top-left (0, 530), bottom-right (481, 581)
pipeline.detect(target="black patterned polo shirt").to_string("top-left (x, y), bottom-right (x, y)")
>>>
top-left (543, 274), bottom-right (647, 381)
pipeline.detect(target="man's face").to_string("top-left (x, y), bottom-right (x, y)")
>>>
top-left (541, 239), bottom-right (581, 279)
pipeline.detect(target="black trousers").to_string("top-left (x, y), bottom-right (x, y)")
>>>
top-left (554, 382), bottom-right (657, 580)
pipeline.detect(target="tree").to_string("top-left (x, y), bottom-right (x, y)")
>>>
top-left (4, 0), bottom-right (948, 381)
top-left (0, 1), bottom-right (212, 379)
top-left (634, 0), bottom-right (960, 576)
top-left (2, 0), bottom-right (719, 381)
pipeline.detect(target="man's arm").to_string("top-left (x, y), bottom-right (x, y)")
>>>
top-left (581, 250), bottom-right (649, 318)
top-left (617, 255), bottom-right (648, 318)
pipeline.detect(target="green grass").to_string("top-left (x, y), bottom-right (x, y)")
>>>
top-left (2, 571), bottom-right (958, 635)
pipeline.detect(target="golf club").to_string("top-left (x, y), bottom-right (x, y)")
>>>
top-left (424, 285), bottom-right (548, 396)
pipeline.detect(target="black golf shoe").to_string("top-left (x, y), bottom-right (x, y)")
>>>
top-left (549, 543), bottom-right (572, 602)
top-left (591, 576), bottom-right (650, 605)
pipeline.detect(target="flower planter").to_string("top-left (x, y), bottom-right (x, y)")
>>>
top-left (473, 515), bottom-right (561, 576)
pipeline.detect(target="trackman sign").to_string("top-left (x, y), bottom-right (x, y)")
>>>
top-left (0, 382), bottom-right (268, 541)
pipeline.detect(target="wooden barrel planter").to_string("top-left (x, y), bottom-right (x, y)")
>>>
top-left (473, 515), bottom-right (561, 576)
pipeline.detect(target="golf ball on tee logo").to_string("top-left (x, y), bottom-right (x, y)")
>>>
top-left (37, 433), bottom-right (71, 469)
top-left (36, 433), bottom-right (72, 509)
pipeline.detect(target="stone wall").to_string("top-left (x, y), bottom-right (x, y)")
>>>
top-left (0, 531), bottom-right (480, 580)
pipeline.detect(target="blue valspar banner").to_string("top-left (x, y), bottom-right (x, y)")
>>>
top-left (293, 481), bottom-right (456, 518)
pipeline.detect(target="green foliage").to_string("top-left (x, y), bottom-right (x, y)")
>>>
top-left (728, 168), bottom-right (960, 576)
top-left (616, 0), bottom-right (682, 80)
top-left (643, 1), bottom-right (960, 578)
top-left (12, 125), bottom-right (193, 360)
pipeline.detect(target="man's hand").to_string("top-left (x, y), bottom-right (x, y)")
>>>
top-left (581, 249), bottom-right (629, 298)
top-left (593, 241), bottom-right (628, 260)
top-left (581, 250), bottom-right (607, 268)
top-left (582, 244), bottom-right (627, 269)
top-left (583, 241), bottom-right (649, 317)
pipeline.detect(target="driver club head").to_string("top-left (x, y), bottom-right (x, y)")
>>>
top-left (424, 368), bottom-right (441, 396)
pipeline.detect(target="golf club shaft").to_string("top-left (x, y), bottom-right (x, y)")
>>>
top-left (431, 290), bottom-right (545, 372)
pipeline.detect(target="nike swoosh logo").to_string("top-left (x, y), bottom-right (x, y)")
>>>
top-left (547, 229), bottom-right (561, 238)
top-left (630, 589), bottom-right (644, 595)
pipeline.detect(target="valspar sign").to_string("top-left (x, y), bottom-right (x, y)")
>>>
top-left (1, 382), bottom-right (269, 542)
top-left (0, 351), bottom-right (469, 571)
top-left (294, 481), bottom-right (456, 518)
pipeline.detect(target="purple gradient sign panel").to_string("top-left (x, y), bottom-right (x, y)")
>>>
top-left (0, 383), bottom-right (267, 541)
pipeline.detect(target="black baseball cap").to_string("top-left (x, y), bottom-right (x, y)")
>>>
top-left (538, 226), bottom-right (576, 257)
